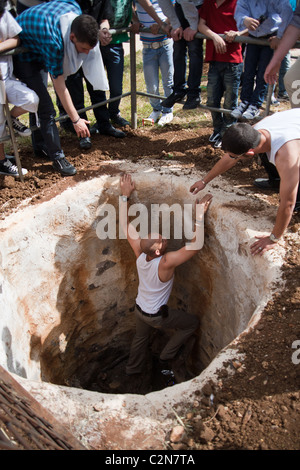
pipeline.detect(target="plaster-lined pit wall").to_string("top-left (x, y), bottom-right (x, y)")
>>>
top-left (0, 161), bottom-right (285, 446)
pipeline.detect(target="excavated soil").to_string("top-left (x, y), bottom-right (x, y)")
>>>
top-left (0, 123), bottom-right (299, 450)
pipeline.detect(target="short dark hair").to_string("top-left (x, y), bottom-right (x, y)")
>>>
top-left (71, 14), bottom-right (99, 48)
top-left (221, 123), bottom-right (261, 155)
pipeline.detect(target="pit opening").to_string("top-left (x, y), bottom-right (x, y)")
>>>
top-left (0, 163), bottom-right (283, 396)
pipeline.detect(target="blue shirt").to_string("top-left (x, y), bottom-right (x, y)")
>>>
top-left (234, 0), bottom-right (293, 39)
top-left (17, 0), bottom-right (82, 78)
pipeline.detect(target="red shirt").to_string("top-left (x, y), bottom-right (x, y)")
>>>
top-left (199, 0), bottom-right (243, 63)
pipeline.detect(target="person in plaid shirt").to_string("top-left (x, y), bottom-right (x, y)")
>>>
top-left (13, 0), bottom-right (107, 176)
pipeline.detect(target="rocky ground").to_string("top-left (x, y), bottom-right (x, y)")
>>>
top-left (0, 119), bottom-right (299, 450)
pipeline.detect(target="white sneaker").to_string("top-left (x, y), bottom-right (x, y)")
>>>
top-left (242, 104), bottom-right (260, 120)
top-left (231, 102), bottom-right (249, 119)
top-left (148, 110), bottom-right (161, 123)
top-left (158, 112), bottom-right (173, 126)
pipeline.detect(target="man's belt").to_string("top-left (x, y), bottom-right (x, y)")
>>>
top-left (143, 38), bottom-right (172, 50)
top-left (136, 303), bottom-right (168, 318)
top-left (136, 303), bottom-right (161, 317)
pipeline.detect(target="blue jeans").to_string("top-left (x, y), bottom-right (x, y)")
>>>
top-left (207, 61), bottom-right (243, 135)
top-left (142, 40), bottom-right (174, 113)
top-left (240, 41), bottom-right (274, 108)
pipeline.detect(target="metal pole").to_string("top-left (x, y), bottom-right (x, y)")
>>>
top-left (129, 31), bottom-right (137, 129)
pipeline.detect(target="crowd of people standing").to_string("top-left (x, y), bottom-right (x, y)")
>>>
top-left (0, 0), bottom-right (298, 176)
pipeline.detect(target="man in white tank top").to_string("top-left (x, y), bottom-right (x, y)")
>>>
top-left (120, 173), bottom-right (212, 384)
top-left (190, 108), bottom-right (300, 256)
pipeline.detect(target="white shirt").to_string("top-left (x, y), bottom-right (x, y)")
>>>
top-left (0, 10), bottom-right (22, 81)
top-left (254, 109), bottom-right (300, 166)
top-left (136, 252), bottom-right (174, 314)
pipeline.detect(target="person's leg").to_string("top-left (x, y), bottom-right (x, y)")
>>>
top-left (158, 309), bottom-right (199, 363)
top-left (240, 43), bottom-right (260, 104)
top-left (143, 46), bottom-right (162, 112)
top-left (184, 37), bottom-right (203, 107)
top-left (58, 69), bottom-right (88, 134)
top-left (206, 62), bottom-right (224, 136)
top-left (222, 62), bottom-right (243, 133)
top-left (86, 77), bottom-right (126, 137)
top-left (253, 153), bottom-right (280, 190)
top-left (101, 43), bottom-right (126, 121)
top-left (278, 53), bottom-right (290, 97)
top-left (250, 45), bottom-right (273, 108)
top-left (13, 58), bottom-right (76, 175)
top-left (159, 40), bottom-right (174, 115)
top-left (125, 307), bottom-right (154, 375)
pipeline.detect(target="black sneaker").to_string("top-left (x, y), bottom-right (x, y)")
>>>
top-left (52, 157), bottom-right (77, 176)
top-left (159, 360), bottom-right (176, 386)
top-left (253, 178), bottom-right (280, 191)
top-left (161, 90), bottom-right (187, 108)
top-left (10, 117), bottom-right (31, 137)
top-left (90, 123), bottom-right (99, 135)
top-left (111, 114), bottom-right (130, 127)
top-left (0, 157), bottom-right (28, 176)
top-left (183, 95), bottom-right (201, 110)
top-left (79, 136), bottom-right (92, 150)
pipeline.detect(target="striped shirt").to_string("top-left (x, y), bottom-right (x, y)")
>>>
top-left (17, 0), bottom-right (81, 78)
top-left (136, 0), bottom-right (174, 43)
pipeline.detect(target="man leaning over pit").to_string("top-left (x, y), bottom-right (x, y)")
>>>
top-left (190, 108), bottom-right (300, 256)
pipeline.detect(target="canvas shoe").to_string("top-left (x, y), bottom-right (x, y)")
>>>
top-left (158, 112), bottom-right (173, 126)
top-left (10, 117), bottom-right (31, 137)
top-left (208, 131), bottom-right (221, 143)
top-left (242, 104), bottom-right (260, 120)
top-left (231, 101), bottom-right (249, 119)
top-left (148, 110), bottom-right (161, 123)
top-left (213, 136), bottom-right (223, 149)
top-left (0, 157), bottom-right (28, 177)
top-left (52, 157), bottom-right (77, 176)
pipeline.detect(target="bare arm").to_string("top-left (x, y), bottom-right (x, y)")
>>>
top-left (138, 0), bottom-right (171, 34)
top-left (0, 36), bottom-right (20, 54)
top-left (198, 17), bottom-right (227, 54)
top-left (251, 142), bottom-right (300, 255)
top-left (264, 25), bottom-right (300, 84)
top-left (158, 194), bottom-right (212, 282)
top-left (119, 174), bottom-right (142, 258)
top-left (190, 153), bottom-right (238, 194)
top-left (51, 75), bottom-right (90, 138)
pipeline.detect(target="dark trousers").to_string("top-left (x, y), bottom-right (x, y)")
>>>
top-left (13, 57), bottom-right (64, 160)
top-left (173, 2), bottom-right (203, 98)
top-left (126, 305), bottom-right (199, 375)
top-left (100, 43), bottom-right (124, 118)
top-left (260, 153), bottom-right (300, 205)
top-left (240, 41), bottom-right (274, 108)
